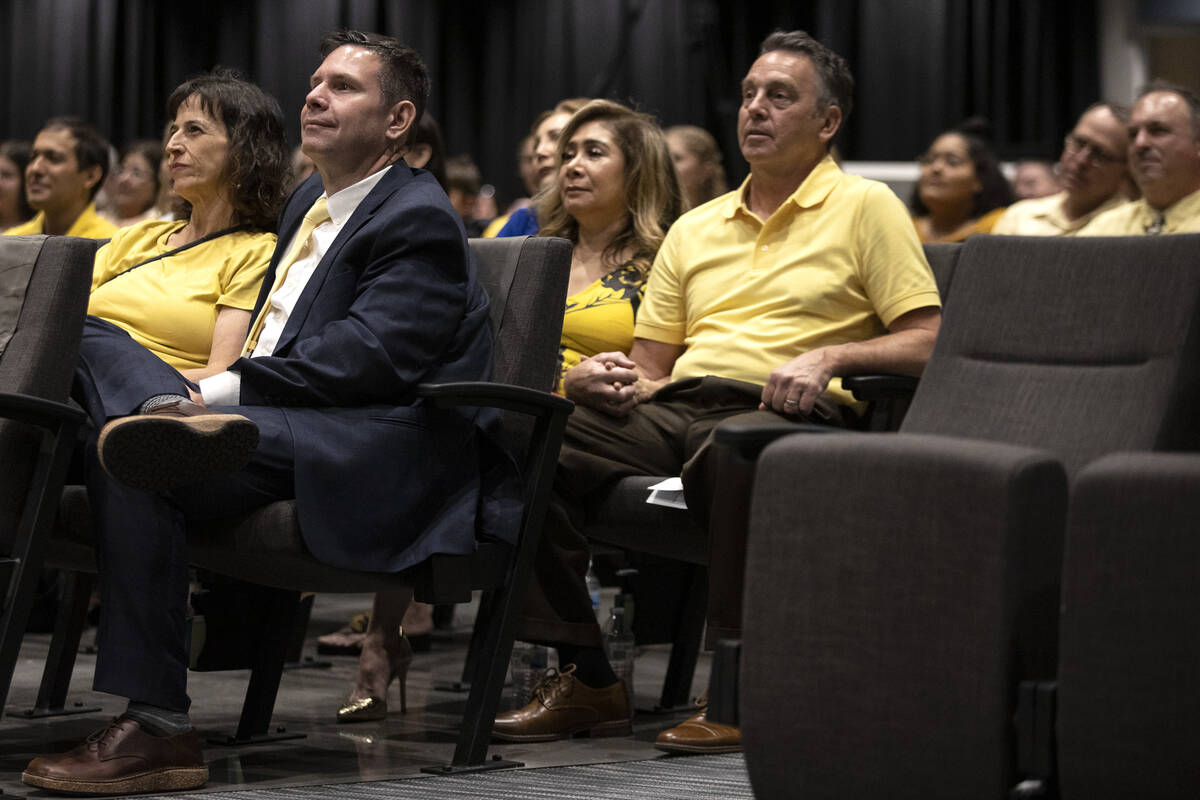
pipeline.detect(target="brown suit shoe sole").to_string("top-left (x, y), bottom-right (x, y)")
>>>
top-left (98, 413), bottom-right (258, 491)
top-left (22, 764), bottom-right (209, 795)
top-left (491, 717), bottom-right (632, 743)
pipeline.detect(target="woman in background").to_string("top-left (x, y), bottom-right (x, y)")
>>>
top-left (910, 122), bottom-right (1013, 243)
top-left (0, 141), bottom-right (34, 230)
top-left (105, 140), bottom-right (164, 227)
top-left (494, 97), bottom-right (592, 238)
top-left (666, 124), bottom-right (727, 210)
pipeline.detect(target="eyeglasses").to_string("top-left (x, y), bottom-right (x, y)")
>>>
top-left (115, 165), bottom-right (154, 181)
top-left (1062, 134), bottom-right (1123, 167)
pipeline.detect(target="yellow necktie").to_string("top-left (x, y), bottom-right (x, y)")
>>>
top-left (243, 196), bottom-right (331, 357)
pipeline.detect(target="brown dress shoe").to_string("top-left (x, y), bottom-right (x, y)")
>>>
top-left (492, 664), bottom-right (631, 742)
top-left (22, 717), bottom-right (208, 795)
top-left (655, 708), bottom-right (743, 754)
top-left (98, 399), bottom-right (259, 491)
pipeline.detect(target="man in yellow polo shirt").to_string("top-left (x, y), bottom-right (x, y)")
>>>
top-left (1081, 81), bottom-right (1200, 235)
top-left (993, 103), bottom-right (1131, 236)
top-left (494, 30), bottom-right (941, 751)
top-left (3, 117), bottom-right (116, 239)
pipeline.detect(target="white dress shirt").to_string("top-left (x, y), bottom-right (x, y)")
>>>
top-left (198, 167), bottom-right (391, 407)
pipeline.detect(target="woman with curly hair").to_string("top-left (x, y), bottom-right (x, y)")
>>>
top-left (910, 121), bottom-right (1014, 243)
top-left (88, 69), bottom-right (290, 380)
top-left (540, 99), bottom-right (683, 407)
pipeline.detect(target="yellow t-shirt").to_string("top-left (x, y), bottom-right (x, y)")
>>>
top-left (1077, 188), bottom-right (1200, 235)
top-left (636, 156), bottom-right (940, 407)
top-left (992, 191), bottom-right (1125, 236)
top-left (88, 220), bottom-right (276, 370)
top-left (3, 202), bottom-right (117, 239)
top-left (557, 259), bottom-right (645, 392)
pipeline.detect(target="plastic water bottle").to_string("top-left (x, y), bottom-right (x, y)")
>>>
top-left (585, 560), bottom-right (602, 620)
top-left (509, 640), bottom-right (549, 709)
top-left (603, 595), bottom-right (635, 709)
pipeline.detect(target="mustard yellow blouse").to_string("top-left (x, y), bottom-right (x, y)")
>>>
top-left (557, 259), bottom-right (646, 392)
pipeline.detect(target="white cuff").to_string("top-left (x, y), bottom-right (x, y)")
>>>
top-left (198, 370), bottom-right (242, 407)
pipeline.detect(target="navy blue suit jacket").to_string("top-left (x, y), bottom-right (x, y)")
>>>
top-left (230, 164), bottom-right (500, 572)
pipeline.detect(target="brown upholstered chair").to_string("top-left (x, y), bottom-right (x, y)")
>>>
top-left (740, 234), bottom-right (1200, 799)
top-left (0, 235), bottom-right (97, 713)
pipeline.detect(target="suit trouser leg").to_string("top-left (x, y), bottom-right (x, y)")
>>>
top-left (75, 317), bottom-right (297, 710)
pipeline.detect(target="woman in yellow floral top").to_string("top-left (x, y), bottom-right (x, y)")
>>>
top-left (537, 99), bottom-right (682, 404)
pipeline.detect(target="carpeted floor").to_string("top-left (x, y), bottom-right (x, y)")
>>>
top-left (140, 753), bottom-right (752, 799)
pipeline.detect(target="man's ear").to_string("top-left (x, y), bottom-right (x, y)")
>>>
top-left (385, 100), bottom-right (418, 146)
top-left (82, 164), bottom-right (104, 194)
top-left (818, 105), bottom-right (843, 144)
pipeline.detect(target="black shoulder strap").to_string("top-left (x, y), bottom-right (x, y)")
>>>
top-left (112, 224), bottom-right (251, 280)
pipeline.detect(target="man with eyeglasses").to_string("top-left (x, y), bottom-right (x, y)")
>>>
top-left (993, 103), bottom-right (1130, 236)
top-left (1082, 80), bottom-right (1200, 236)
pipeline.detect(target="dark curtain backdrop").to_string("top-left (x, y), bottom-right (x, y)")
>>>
top-left (0, 0), bottom-right (1098, 204)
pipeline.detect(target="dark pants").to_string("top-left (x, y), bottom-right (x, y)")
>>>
top-left (75, 317), bottom-right (295, 712)
top-left (516, 376), bottom-right (840, 649)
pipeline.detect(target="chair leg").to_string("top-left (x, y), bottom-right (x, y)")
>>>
top-left (206, 586), bottom-right (305, 746)
top-left (16, 571), bottom-right (102, 718)
top-left (657, 564), bottom-right (707, 711)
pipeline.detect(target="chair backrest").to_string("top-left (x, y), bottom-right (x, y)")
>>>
top-left (469, 235), bottom-right (572, 453)
top-left (922, 241), bottom-right (959, 301)
top-left (901, 234), bottom-right (1200, 475)
top-left (1057, 452), bottom-right (1200, 799)
top-left (0, 236), bottom-right (96, 548)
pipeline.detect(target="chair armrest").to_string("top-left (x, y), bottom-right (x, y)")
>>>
top-left (416, 381), bottom-right (574, 419)
top-left (713, 419), bottom-right (846, 460)
top-left (842, 374), bottom-right (919, 402)
top-left (0, 391), bottom-right (88, 431)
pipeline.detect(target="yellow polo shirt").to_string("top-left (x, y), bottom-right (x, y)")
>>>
top-left (1078, 187), bottom-right (1200, 235)
top-left (636, 155), bottom-right (940, 407)
top-left (3, 203), bottom-right (117, 239)
top-left (992, 191), bottom-right (1125, 236)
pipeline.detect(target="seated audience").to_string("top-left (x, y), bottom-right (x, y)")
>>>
top-left (445, 154), bottom-right (489, 236)
top-left (0, 140), bottom-right (34, 230)
top-left (666, 124), bottom-right (728, 209)
top-left (1012, 159), bottom-right (1060, 199)
top-left (910, 121), bottom-right (1013, 242)
top-left (88, 70), bottom-right (289, 380)
top-left (290, 145), bottom-right (316, 191)
top-left (993, 103), bottom-right (1130, 236)
top-left (482, 134), bottom-right (538, 237)
top-left (22, 30), bottom-right (495, 796)
top-left (337, 99), bottom-right (682, 724)
top-left (492, 30), bottom-right (940, 754)
top-left (4, 117), bottom-right (117, 238)
top-left (1081, 80), bottom-right (1200, 235)
top-left (495, 97), bottom-right (591, 237)
top-left (104, 140), bottom-right (165, 227)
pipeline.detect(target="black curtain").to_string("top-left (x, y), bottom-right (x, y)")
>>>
top-left (0, 0), bottom-right (1099, 204)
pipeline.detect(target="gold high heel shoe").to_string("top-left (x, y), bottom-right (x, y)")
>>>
top-left (337, 631), bottom-right (414, 723)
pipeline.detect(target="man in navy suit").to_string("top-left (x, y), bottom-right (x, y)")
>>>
top-left (23, 31), bottom-right (492, 796)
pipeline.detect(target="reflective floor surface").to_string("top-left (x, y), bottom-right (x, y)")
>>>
top-left (1, 592), bottom-right (713, 797)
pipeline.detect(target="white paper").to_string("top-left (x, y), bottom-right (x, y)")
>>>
top-left (646, 477), bottom-right (688, 510)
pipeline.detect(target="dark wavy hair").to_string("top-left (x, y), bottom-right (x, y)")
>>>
top-left (0, 140), bottom-right (35, 220)
top-left (166, 68), bottom-right (290, 231)
top-left (910, 122), bottom-right (1015, 218)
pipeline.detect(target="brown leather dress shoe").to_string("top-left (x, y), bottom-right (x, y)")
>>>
top-left (22, 717), bottom-right (208, 795)
top-left (655, 708), bottom-right (743, 754)
top-left (492, 664), bottom-right (631, 742)
top-left (98, 399), bottom-right (259, 491)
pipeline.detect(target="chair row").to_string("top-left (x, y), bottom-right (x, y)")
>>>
top-left (738, 233), bottom-right (1200, 799)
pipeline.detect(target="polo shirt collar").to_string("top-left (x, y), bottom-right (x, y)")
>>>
top-left (723, 155), bottom-right (842, 222)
